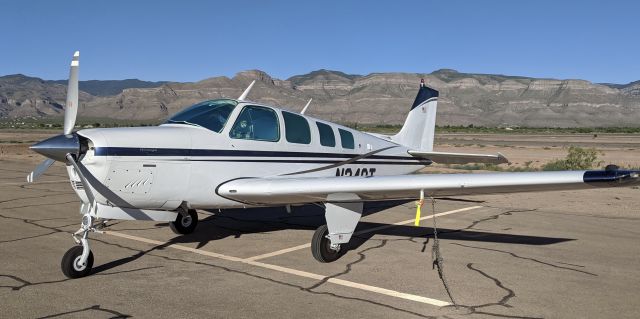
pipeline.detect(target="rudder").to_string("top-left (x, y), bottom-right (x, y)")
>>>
top-left (391, 79), bottom-right (439, 151)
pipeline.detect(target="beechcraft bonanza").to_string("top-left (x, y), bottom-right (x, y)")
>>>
top-left (27, 52), bottom-right (640, 278)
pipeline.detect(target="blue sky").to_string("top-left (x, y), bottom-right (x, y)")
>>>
top-left (1, 0), bottom-right (638, 84)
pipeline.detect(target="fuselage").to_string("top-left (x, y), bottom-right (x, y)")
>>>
top-left (72, 99), bottom-right (430, 210)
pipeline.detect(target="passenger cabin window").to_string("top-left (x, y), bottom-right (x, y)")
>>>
top-left (282, 111), bottom-right (311, 144)
top-left (229, 105), bottom-right (279, 142)
top-left (338, 128), bottom-right (355, 149)
top-left (165, 99), bottom-right (237, 133)
top-left (316, 122), bottom-right (336, 147)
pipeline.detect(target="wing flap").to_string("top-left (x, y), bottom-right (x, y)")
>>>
top-left (408, 150), bottom-right (508, 164)
top-left (217, 169), bottom-right (640, 205)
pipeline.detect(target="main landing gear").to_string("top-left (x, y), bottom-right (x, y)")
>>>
top-left (310, 197), bottom-right (363, 263)
top-left (311, 224), bottom-right (342, 262)
top-left (169, 208), bottom-right (198, 234)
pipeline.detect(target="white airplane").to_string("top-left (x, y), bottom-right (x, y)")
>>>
top-left (27, 52), bottom-right (640, 279)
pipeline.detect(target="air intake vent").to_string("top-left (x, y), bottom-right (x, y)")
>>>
top-left (71, 180), bottom-right (84, 190)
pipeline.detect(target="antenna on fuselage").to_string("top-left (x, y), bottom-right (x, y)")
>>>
top-left (238, 80), bottom-right (256, 100)
top-left (300, 98), bottom-right (312, 114)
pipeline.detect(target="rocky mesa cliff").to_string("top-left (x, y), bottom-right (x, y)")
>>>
top-left (1, 69), bottom-right (639, 127)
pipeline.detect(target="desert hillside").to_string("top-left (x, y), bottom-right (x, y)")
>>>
top-left (1, 69), bottom-right (639, 127)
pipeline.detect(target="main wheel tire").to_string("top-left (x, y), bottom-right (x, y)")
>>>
top-left (169, 209), bottom-right (198, 234)
top-left (311, 224), bottom-right (342, 263)
top-left (61, 246), bottom-right (94, 279)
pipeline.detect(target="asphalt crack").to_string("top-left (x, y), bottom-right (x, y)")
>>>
top-left (463, 209), bottom-right (537, 231)
top-left (3, 200), bottom-right (77, 210)
top-left (36, 304), bottom-right (131, 318)
top-left (0, 266), bottom-right (161, 291)
top-left (0, 208), bottom-right (439, 319)
top-left (305, 239), bottom-right (388, 290)
top-left (452, 243), bottom-right (596, 276)
top-left (443, 263), bottom-right (542, 319)
top-left (89, 236), bottom-right (437, 319)
top-left (0, 192), bottom-right (72, 205)
top-left (468, 263), bottom-right (515, 307)
top-left (0, 212), bottom-right (76, 243)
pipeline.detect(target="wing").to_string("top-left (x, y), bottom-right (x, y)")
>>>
top-left (408, 150), bottom-right (508, 164)
top-left (217, 169), bottom-right (640, 205)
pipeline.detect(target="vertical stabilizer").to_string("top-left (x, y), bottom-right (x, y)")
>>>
top-left (391, 79), bottom-right (439, 151)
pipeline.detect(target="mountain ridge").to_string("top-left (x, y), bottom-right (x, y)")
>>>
top-left (1, 70), bottom-right (639, 127)
top-left (48, 78), bottom-right (168, 96)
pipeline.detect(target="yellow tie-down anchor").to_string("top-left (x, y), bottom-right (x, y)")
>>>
top-left (414, 189), bottom-right (425, 226)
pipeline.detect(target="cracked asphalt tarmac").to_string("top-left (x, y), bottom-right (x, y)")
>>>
top-left (1, 159), bottom-right (639, 318)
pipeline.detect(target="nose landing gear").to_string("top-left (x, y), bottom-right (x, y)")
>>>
top-left (61, 212), bottom-right (100, 279)
top-left (61, 246), bottom-right (94, 278)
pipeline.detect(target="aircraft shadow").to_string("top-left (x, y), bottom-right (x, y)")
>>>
top-left (167, 200), bottom-right (573, 249)
top-left (94, 200), bottom-right (572, 274)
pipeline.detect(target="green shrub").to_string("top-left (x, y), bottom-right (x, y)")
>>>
top-left (542, 146), bottom-right (603, 171)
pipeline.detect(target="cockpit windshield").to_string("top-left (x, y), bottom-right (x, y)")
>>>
top-left (165, 99), bottom-right (237, 133)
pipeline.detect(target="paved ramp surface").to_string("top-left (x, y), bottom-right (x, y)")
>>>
top-left (1, 159), bottom-right (639, 318)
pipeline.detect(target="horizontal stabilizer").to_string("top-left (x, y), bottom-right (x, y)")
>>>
top-left (408, 150), bottom-right (508, 165)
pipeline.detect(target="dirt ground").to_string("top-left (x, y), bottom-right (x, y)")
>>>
top-left (433, 133), bottom-right (640, 170)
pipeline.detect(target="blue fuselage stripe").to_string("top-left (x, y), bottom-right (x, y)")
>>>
top-left (93, 147), bottom-right (422, 162)
top-left (180, 159), bottom-right (428, 165)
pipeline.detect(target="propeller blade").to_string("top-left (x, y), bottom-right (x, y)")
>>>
top-left (65, 153), bottom-right (95, 204)
top-left (26, 158), bottom-right (55, 183)
top-left (63, 51), bottom-right (80, 135)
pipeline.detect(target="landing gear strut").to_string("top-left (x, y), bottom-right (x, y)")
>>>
top-left (169, 208), bottom-right (198, 234)
top-left (310, 198), bottom-right (363, 263)
top-left (311, 224), bottom-right (342, 263)
top-left (61, 212), bottom-right (99, 279)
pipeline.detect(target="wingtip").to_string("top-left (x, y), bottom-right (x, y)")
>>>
top-left (497, 152), bottom-right (509, 164)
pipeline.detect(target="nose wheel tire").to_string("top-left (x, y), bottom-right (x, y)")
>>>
top-left (311, 224), bottom-right (343, 263)
top-left (61, 246), bottom-right (94, 279)
top-left (169, 209), bottom-right (198, 234)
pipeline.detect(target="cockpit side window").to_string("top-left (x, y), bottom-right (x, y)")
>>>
top-left (229, 105), bottom-right (280, 142)
top-left (316, 122), bottom-right (336, 147)
top-left (282, 111), bottom-right (311, 144)
top-left (165, 99), bottom-right (237, 133)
